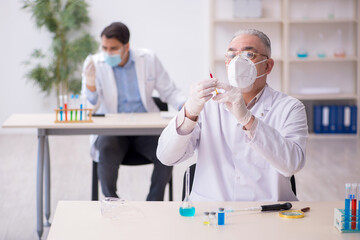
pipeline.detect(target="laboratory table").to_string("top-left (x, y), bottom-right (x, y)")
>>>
top-left (2, 113), bottom-right (171, 239)
top-left (47, 201), bottom-right (356, 240)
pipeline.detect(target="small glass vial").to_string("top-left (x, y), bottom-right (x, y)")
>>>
top-left (296, 31), bottom-right (308, 58)
top-left (209, 212), bottom-right (217, 226)
top-left (302, 3), bottom-right (309, 20)
top-left (203, 212), bottom-right (210, 226)
top-left (218, 208), bottom-right (225, 225)
top-left (317, 33), bottom-right (326, 58)
top-left (334, 29), bottom-right (346, 58)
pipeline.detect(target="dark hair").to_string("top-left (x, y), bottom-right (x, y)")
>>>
top-left (101, 22), bottom-right (130, 44)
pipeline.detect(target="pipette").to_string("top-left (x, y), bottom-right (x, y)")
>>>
top-left (227, 202), bottom-right (292, 212)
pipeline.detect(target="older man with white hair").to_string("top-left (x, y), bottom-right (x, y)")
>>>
top-left (157, 29), bottom-right (309, 202)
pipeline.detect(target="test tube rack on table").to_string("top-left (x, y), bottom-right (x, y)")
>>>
top-left (54, 108), bottom-right (93, 123)
top-left (334, 208), bottom-right (360, 232)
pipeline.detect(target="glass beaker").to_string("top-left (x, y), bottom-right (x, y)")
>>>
top-left (334, 29), bottom-right (346, 58)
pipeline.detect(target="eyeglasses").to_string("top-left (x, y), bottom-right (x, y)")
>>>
top-left (225, 50), bottom-right (268, 60)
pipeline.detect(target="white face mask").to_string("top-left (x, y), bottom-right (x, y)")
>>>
top-left (227, 55), bottom-right (267, 92)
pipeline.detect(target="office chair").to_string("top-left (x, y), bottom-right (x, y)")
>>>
top-left (182, 163), bottom-right (296, 200)
top-left (92, 97), bottom-right (173, 201)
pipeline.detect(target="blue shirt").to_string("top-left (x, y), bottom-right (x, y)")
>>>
top-left (86, 50), bottom-right (147, 113)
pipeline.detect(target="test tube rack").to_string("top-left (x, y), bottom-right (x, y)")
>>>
top-left (334, 208), bottom-right (360, 232)
top-left (54, 108), bottom-right (93, 123)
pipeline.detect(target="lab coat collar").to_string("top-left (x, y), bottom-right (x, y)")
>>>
top-left (119, 49), bottom-right (134, 69)
top-left (259, 84), bottom-right (272, 111)
top-left (253, 84), bottom-right (272, 119)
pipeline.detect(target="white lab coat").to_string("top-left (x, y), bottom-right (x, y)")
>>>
top-left (157, 85), bottom-right (308, 202)
top-left (81, 49), bottom-right (186, 161)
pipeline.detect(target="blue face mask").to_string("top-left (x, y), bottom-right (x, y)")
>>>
top-left (104, 52), bottom-right (122, 67)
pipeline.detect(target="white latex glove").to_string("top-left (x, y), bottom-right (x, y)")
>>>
top-left (85, 58), bottom-right (96, 87)
top-left (213, 82), bottom-right (252, 126)
top-left (184, 78), bottom-right (218, 117)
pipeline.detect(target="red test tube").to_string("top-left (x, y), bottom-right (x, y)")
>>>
top-left (209, 71), bottom-right (218, 95)
top-left (351, 183), bottom-right (357, 230)
top-left (64, 95), bottom-right (68, 121)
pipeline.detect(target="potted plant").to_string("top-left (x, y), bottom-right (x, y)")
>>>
top-left (22, 0), bottom-right (98, 106)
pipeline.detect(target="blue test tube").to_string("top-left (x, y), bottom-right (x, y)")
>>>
top-left (80, 95), bottom-right (86, 121)
top-left (345, 183), bottom-right (351, 230)
top-left (59, 95), bottom-right (63, 121)
top-left (80, 102), bottom-right (83, 121)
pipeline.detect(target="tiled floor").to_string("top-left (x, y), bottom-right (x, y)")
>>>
top-left (0, 134), bottom-right (359, 239)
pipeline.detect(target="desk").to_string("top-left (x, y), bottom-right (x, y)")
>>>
top-left (2, 113), bottom-right (171, 239)
top-left (47, 201), bottom-right (355, 240)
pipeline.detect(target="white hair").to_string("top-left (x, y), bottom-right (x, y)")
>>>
top-left (232, 29), bottom-right (271, 57)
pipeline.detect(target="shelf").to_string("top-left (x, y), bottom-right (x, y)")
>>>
top-left (309, 133), bottom-right (358, 139)
top-left (214, 57), bottom-right (283, 62)
top-left (291, 93), bottom-right (358, 100)
top-left (211, 0), bottom-right (359, 139)
top-left (289, 18), bottom-right (358, 24)
top-left (213, 18), bottom-right (282, 24)
top-left (289, 56), bottom-right (357, 63)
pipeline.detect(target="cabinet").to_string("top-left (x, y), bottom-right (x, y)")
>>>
top-left (209, 0), bottom-right (359, 137)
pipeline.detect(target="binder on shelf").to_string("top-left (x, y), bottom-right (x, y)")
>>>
top-left (329, 105), bottom-right (337, 133)
top-left (350, 106), bottom-right (357, 134)
top-left (337, 105), bottom-right (344, 133)
top-left (313, 105), bottom-right (322, 133)
top-left (343, 106), bottom-right (351, 133)
top-left (313, 105), bottom-right (357, 134)
top-left (322, 106), bottom-right (330, 133)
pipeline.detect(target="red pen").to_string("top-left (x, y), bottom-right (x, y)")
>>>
top-left (209, 71), bottom-right (218, 95)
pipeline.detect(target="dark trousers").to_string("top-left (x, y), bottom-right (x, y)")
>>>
top-left (95, 135), bottom-right (172, 201)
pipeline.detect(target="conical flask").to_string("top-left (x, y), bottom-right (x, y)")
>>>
top-left (179, 167), bottom-right (195, 217)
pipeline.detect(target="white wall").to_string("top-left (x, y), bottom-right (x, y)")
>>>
top-left (0, 0), bottom-right (210, 133)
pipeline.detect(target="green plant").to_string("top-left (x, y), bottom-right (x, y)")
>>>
top-left (22, 0), bottom-right (98, 103)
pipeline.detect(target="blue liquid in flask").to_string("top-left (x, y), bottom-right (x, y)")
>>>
top-left (179, 207), bottom-right (195, 217)
top-left (179, 167), bottom-right (195, 217)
